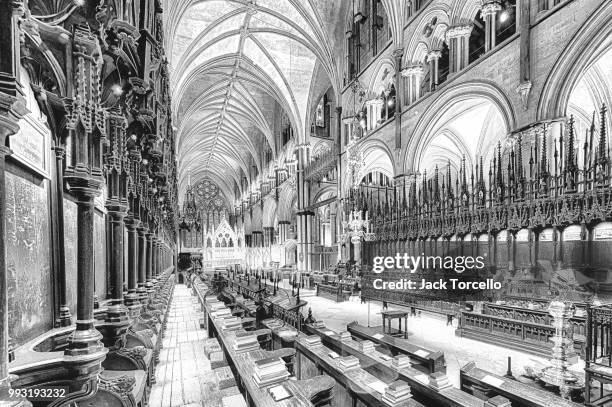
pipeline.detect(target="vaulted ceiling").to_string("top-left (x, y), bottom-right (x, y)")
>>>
top-left (163, 0), bottom-right (346, 207)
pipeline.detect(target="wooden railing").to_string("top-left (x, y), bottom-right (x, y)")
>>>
top-left (483, 303), bottom-right (586, 338)
top-left (457, 311), bottom-right (585, 358)
top-left (268, 302), bottom-right (305, 332)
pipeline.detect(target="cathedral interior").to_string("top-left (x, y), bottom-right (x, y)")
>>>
top-left (1, 0), bottom-right (612, 406)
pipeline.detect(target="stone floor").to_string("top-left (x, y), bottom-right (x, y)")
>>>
top-left (270, 279), bottom-right (584, 387)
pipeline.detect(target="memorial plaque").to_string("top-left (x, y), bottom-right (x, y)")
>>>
top-left (64, 199), bottom-right (78, 316)
top-left (6, 173), bottom-right (52, 345)
top-left (10, 73), bottom-right (49, 174)
top-left (11, 115), bottom-right (48, 174)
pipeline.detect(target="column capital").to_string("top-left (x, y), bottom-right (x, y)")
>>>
top-left (446, 25), bottom-right (473, 40)
top-left (391, 47), bottom-right (404, 59)
top-left (426, 50), bottom-right (443, 62)
top-left (481, 1), bottom-right (503, 16)
top-left (401, 65), bottom-right (425, 78)
top-left (365, 98), bottom-right (384, 107)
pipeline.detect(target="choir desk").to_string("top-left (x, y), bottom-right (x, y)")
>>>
top-left (347, 322), bottom-right (446, 374)
top-left (204, 300), bottom-right (334, 407)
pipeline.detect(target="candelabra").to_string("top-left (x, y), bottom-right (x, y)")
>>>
top-left (341, 207), bottom-right (374, 242)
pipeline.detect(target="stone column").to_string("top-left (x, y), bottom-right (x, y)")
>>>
top-left (446, 25), bottom-right (473, 73)
top-left (330, 212), bottom-right (337, 245)
top-left (400, 65), bottom-right (424, 105)
top-left (482, 1), bottom-right (502, 52)
top-left (392, 48), bottom-right (403, 149)
top-left (426, 50), bottom-right (442, 91)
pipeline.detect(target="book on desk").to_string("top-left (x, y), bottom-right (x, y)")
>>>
top-left (253, 357), bottom-right (290, 388)
top-left (233, 334), bottom-right (259, 353)
top-left (268, 384), bottom-right (292, 401)
top-left (382, 380), bottom-right (412, 406)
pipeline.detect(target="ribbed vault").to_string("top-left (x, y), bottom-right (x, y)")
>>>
top-left (164, 0), bottom-right (345, 206)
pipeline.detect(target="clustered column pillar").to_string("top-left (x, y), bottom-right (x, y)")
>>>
top-left (426, 50), bottom-right (442, 91)
top-left (392, 48), bottom-right (403, 149)
top-left (482, 1), bottom-right (502, 52)
top-left (446, 25), bottom-right (473, 74)
top-left (401, 65), bottom-right (425, 106)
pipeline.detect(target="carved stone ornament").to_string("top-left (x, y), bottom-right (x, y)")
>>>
top-left (516, 81), bottom-right (532, 111)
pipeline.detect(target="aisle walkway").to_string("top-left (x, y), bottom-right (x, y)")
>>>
top-left (148, 285), bottom-right (238, 407)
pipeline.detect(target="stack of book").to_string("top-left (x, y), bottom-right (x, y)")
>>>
top-left (382, 381), bottom-right (412, 406)
top-left (211, 308), bottom-right (232, 319)
top-left (338, 355), bottom-right (360, 372)
top-left (302, 335), bottom-right (322, 348)
top-left (359, 340), bottom-right (375, 353)
top-left (339, 331), bottom-right (351, 341)
top-left (233, 332), bottom-right (260, 353)
top-left (252, 357), bottom-right (289, 388)
top-left (209, 301), bottom-right (225, 311)
top-left (312, 321), bottom-right (326, 329)
top-left (205, 295), bottom-right (219, 303)
top-left (221, 317), bottom-right (242, 331)
top-left (392, 355), bottom-right (411, 369)
top-left (428, 372), bottom-right (452, 391)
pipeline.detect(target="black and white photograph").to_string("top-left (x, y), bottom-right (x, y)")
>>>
top-left (0, 0), bottom-right (611, 406)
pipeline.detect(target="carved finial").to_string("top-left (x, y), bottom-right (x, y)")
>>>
top-left (541, 124), bottom-right (548, 174)
top-left (600, 104), bottom-right (608, 162)
top-left (567, 116), bottom-right (576, 170)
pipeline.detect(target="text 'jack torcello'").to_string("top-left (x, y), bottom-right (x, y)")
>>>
top-left (371, 278), bottom-right (501, 291)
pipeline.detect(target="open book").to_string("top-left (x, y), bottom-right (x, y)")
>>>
top-left (268, 384), bottom-right (292, 401)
